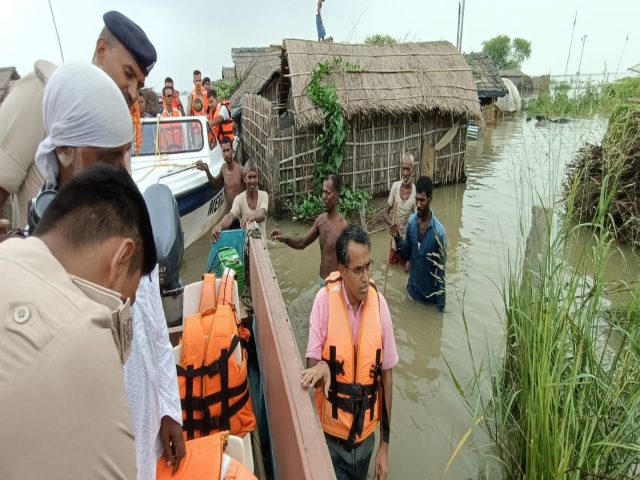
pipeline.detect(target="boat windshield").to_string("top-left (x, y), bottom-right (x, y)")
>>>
top-left (137, 119), bottom-right (205, 156)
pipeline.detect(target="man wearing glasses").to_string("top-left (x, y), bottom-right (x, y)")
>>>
top-left (301, 225), bottom-right (397, 480)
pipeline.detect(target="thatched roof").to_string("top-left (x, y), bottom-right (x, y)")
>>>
top-left (499, 69), bottom-right (524, 78)
top-left (232, 46), bottom-right (281, 77)
top-left (229, 48), bottom-right (281, 108)
top-left (0, 67), bottom-right (20, 105)
top-left (222, 66), bottom-right (237, 82)
top-left (465, 53), bottom-right (507, 99)
top-left (282, 39), bottom-right (481, 128)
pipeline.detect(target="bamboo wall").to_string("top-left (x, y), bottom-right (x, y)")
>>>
top-left (241, 94), bottom-right (469, 212)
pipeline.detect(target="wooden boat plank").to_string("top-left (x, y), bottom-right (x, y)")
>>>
top-left (248, 237), bottom-right (336, 480)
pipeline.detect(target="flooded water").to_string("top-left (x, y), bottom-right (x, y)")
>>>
top-left (181, 114), bottom-right (640, 479)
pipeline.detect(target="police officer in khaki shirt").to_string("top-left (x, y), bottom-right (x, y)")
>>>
top-left (0, 165), bottom-right (158, 480)
top-left (0, 10), bottom-right (157, 232)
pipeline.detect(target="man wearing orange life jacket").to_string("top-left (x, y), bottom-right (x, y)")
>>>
top-left (207, 89), bottom-right (234, 145)
top-left (164, 77), bottom-right (185, 116)
top-left (186, 70), bottom-right (208, 117)
top-left (159, 86), bottom-right (184, 152)
top-left (177, 268), bottom-right (256, 442)
top-left (302, 225), bottom-right (398, 480)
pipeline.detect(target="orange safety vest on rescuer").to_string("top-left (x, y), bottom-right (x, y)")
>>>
top-left (315, 272), bottom-right (384, 447)
top-left (159, 109), bottom-right (183, 152)
top-left (190, 88), bottom-right (208, 116)
top-left (156, 431), bottom-right (257, 480)
top-left (177, 270), bottom-right (256, 441)
top-left (209, 101), bottom-right (234, 145)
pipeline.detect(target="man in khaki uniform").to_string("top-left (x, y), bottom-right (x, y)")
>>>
top-left (0, 10), bottom-right (157, 231)
top-left (0, 165), bottom-right (158, 480)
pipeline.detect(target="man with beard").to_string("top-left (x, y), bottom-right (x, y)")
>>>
top-left (0, 10), bottom-right (157, 233)
top-left (195, 136), bottom-right (244, 229)
top-left (211, 160), bottom-right (268, 241)
top-left (384, 153), bottom-right (417, 272)
top-left (390, 176), bottom-right (447, 311)
top-left (270, 173), bottom-right (347, 288)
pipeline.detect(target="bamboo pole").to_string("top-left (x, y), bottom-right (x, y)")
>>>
top-left (382, 203), bottom-right (397, 297)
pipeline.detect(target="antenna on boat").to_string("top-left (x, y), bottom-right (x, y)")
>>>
top-left (613, 33), bottom-right (629, 81)
top-left (47, 0), bottom-right (65, 63)
top-left (563, 11), bottom-right (577, 81)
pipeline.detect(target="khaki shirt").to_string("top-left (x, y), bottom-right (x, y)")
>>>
top-left (0, 60), bottom-right (57, 228)
top-left (0, 237), bottom-right (137, 480)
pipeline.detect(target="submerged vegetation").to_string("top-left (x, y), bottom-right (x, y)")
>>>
top-left (447, 104), bottom-right (640, 478)
top-left (524, 77), bottom-right (640, 118)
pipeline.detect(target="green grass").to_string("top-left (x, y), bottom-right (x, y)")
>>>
top-left (446, 109), bottom-right (640, 478)
top-left (524, 77), bottom-right (640, 119)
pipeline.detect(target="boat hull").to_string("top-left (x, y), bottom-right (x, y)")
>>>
top-left (176, 183), bottom-right (226, 249)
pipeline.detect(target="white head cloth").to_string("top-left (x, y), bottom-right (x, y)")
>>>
top-left (35, 62), bottom-right (133, 186)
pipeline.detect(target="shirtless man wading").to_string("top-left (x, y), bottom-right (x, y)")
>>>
top-left (196, 136), bottom-right (244, 228)
top-left (270, 174), bottom-right (347, 288)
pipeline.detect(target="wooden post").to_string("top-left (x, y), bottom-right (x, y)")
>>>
top-left (370, 122), bottom-right (375, 194)
top-left (387, 118), bottom-right (392, 190)
top-left (402, 115), bottom-right (406, 155)
top-left (352, 119), bottom-right (357, 192)
top-left (522, 205), bottom-right (552, 293)
top-left (292, 129), bottom-right (297, 194)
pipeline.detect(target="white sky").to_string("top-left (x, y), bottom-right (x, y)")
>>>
top-left (0, 0), bottom-right (638, 92)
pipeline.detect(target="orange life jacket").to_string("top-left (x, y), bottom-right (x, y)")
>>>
top-left (209, 101), bottom-right (234, 145)
top-left (155, 431), bottom-right (257, 480)
top-left (190, 88), bottom-right (208, 116)
top-left (177, 270), bottom-right (256, 441)
top-left (315, 271), bottom-right (384, 446)
top-left (159, 109), bottom-right (183, 152)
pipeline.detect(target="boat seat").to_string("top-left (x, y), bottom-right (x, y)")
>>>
top-left (173, 344), bottom-right (254, 474)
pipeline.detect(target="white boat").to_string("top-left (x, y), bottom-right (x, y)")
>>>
top-left (132, 115), bottom-right (227, 249)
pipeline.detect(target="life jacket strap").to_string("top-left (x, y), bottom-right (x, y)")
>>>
top-left (181, 387), bottom-right (251, 437)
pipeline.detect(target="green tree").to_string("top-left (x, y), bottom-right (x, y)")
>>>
top-left (481, 35), bottom-right (532, 70)
top-left (364, 34), bottom-right (398, 45)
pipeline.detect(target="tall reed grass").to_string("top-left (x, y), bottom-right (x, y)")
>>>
top-left (447, 110), bottom-right (640, 479)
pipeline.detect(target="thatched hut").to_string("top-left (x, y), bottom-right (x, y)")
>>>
top-left (239, 39), bottom-right (481, 211)
top-left (465, 53), bottom-right (506, 124)
top-left (231, 47), bottom-right (281, 79)
top-left (229, 48), bottom-right (281, 110)
top-left (222, 66), bottom-right (237, 83)
top-left (0, 67), bottom-right (20, 106)
top-left (500, 69), bottom-right (533, 95)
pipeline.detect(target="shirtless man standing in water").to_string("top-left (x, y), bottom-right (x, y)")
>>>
top-left (270, 174), bottom-right (347, 288)
top-left (196, 136), bottom-right (244, 228)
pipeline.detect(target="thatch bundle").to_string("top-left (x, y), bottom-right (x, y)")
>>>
top-left (140, 87), bottom-right (159, 116)
top-left (229, 48), bottom-right (281, 108)
top-left (564, 102), bottom-right (640, 247)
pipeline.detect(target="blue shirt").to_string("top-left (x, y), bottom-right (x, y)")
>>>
top-left (395, 211), bottom-right (447, 310)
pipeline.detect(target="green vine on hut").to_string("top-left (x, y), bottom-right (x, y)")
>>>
top-left (287, 57), bottom-right (371, 220)
top-left (306, 57), bottom-right (351, 183)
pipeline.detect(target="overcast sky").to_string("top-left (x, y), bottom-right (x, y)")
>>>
top-left (1, 0), bottom-right (638, 92)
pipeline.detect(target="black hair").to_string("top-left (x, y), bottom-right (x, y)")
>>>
top-left (164, 77), bottom-right (173, 85)
top-left (220, 136), bottom-right (233, 147)
top-left (162, 85), bottom-right (173, 96)
top-left (34, 165), bottom-right (157, 276)
top-left (415, 176), bottom-right (433, 196)
top-left (203, 76), bottom-right (211, 84)
top-left (193, 70), bottom-right (201, 77)
top-left (336, 225), bottom-right (370, 267)
top-left (208, 88), bottom-right (218, 99)
top-left (324, 173), bottom-right (341, 193)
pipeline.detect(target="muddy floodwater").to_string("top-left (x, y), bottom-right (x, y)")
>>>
top-left (181, 114), bottom-right (640, 479)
